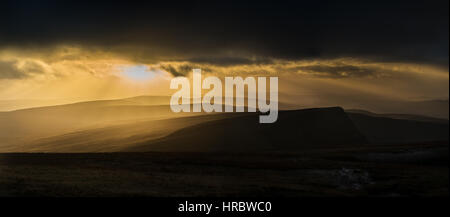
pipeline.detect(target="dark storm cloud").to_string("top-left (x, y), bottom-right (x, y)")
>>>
top-left (1, 0), bottom-right (448, 66)
top-left (20, 61), bottom-right (46, 74)
top-left (0, 61), bottom-right (26, 79)
top-left (187, 56), bottom-right (273, 66)
top-left (160, 63), bottom-right (216, 77)
top-left (297, 64), bottom-right (379, 78)
top-left (0, 60), bottom-right (47, 79)
top-left (160, 65), bottom-right (191, 77)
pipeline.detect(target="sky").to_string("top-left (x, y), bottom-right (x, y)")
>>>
top-left (0, 0), bottom-right (448, 115)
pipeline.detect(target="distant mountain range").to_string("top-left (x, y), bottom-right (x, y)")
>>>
top-left (346, 109), bottom-right (449, 124)
top-left (279, 93), bottom-right (449, 119)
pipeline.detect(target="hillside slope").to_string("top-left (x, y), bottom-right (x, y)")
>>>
top-left (126, 107), bottom-right (368, 152)
top-left (348, 113), bottom-right (449, 144)
top-left (0, 96), bottom-right (198, 148)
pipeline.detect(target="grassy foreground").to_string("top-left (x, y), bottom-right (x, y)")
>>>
top-left (0, 142), bottom-right (448, 197)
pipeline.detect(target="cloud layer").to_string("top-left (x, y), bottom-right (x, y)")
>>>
top-left (0, 0), bottom-right (448, 117)
top-left (1, 0), bottom-right (448, 67)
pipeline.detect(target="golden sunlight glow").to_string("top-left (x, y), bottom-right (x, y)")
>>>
top-left (0, 46), bottom-right (448, 112)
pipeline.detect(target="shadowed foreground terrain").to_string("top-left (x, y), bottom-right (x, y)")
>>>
top-left (0, 103), bottom-right (448, 197)
top-left (0, 142), bottom-right (447, 197)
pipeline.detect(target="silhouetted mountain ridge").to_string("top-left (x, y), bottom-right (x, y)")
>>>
top-left (126, 107), bottom-right (368, 152)
top-left (348, 113), bottom-right (449, 144)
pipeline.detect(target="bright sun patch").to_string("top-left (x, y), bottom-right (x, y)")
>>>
top-left (119, 65), bottom-right (156, 81)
